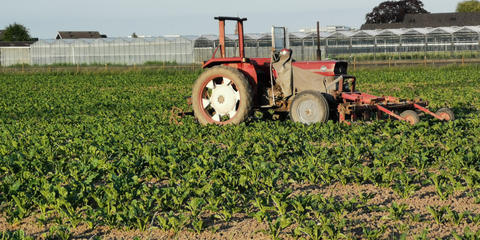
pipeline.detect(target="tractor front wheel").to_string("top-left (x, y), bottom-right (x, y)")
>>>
top-left (192, 66), bottom-right (253, 125)
top-left (290, 91), bottom-right (330, 124)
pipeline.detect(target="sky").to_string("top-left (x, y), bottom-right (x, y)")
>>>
top-left (1, 0), bottom-right (459, 39)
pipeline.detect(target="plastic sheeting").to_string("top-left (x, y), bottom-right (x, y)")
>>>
top-left (30, 37), bottom-right (194, 65)
top-left (0, 47), bottom-right (30, 66)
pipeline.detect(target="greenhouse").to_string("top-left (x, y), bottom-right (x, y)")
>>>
top-left (30, 36), bottom-right (194, 65)
top-left (1, 26), bottom-right (480, 66)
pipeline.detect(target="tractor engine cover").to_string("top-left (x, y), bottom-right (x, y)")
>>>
top-left (291, 65), bottom-right (334, 94)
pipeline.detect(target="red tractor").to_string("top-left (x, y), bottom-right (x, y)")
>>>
top-left (191, 17), bottom-right (454, 125)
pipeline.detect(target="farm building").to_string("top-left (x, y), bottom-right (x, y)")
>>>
top-left (0, 41), bottom-right (36, 66)
top-left (56, 31), bottom-right (107, 39)
top-left (30, 36), bottom-right (193, 65)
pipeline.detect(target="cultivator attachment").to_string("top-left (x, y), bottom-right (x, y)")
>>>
top-left (336, 77), bottom-right (453, 125)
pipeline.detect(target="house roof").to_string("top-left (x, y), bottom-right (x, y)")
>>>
top-left (56, 31), bottom-right (106, 39)
top-left (0, 41), bottom-right (36, 47)
top-left (361, 12), bottom-right (480, 30)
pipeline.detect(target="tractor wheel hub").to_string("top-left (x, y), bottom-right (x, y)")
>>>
top-left (210, 81), bottom-right (240, 116)
top-left (298, 100), bottom-right (319, 123)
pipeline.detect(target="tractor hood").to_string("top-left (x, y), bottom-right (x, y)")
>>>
top-left (292, 61), bottom-right (348, 77)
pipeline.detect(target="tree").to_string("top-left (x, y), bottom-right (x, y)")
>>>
top-left (365, 0), bottom-right (429, 24)
top-left (457, 0), bottom-right (480, 12)
top-left (131, 32), bottom-right (138, 38)
top-left (2, 23), bottom-right (32, 41)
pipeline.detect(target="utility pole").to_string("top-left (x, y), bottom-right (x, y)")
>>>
top-left (316, 21), bottom-right (322, 60)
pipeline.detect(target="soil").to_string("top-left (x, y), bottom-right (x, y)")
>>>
top-left (1, 182), bottom-right (479, 239)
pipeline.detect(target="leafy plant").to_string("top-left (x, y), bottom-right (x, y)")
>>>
top-left (1, 230), bottom-right (34, 240)
top-left (452, 227), bottom-right (480, 240)
top-left (362, 224), bottom-right (386, 240)
top-left (383, 202), bottom-right (409, 221)
top-left (429, 172), bottom-right (454, 200)
top-left (446, 208), bottom-right (468, 226)
top-left (427, 206), bottom-right (448, 224)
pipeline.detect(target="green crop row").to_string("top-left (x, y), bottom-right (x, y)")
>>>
top-left (0, 66), bottom-right (480, 239)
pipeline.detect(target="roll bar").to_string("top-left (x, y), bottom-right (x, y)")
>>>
top-left (214, 16), bottom-right (247, 59)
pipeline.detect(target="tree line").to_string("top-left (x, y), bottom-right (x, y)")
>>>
top-left (366, 0), bottom-right (480, 24)
top-left (1, 23), bottom-right (33, 42)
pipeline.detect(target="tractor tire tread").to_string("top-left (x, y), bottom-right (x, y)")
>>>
top-left (192, 65), bottom-right (253, 125)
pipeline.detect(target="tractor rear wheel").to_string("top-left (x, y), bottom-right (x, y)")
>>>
top-left (192, 66), bottom-right (253, 125)
top-left (436, 108), bottom-right (455, 121)
top-left (290, 91), bottom-right (330, 124)
top-left (400, 110), bottom-right (420, 125)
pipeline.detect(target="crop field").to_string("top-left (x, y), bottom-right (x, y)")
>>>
top-left (1, 66), bottom-right (480, 239)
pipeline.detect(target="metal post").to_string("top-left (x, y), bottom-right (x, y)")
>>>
top-left (353, 56), bottom-right (356, 71)
top-left (316, 21), bottom-right (321, 60)
top-left (72, 46), bottom-right (75, 64)
top-left (212, 41), bottom-right (216, 59)
top-left (399, 36), bottom-right (403, 56)
top-left (424, 35), bottom-right (428, 58)
top-left (451, 34), bottom-right (455, 54)
top-left (238, 20), bottom-right (245, 59)
top-left (219, 20), bottom-right (226, 58)
top-left (302, 39), bottom-right (305, 61)
top-left (350, 38), bottom-right (353, 60)
top-left (325, 36), bottom-right (329, 58)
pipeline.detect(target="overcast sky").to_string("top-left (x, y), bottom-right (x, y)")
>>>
top-left (1, 0), bottom-right (459, 39)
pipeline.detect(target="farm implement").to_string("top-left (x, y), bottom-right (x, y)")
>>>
top-left (191, 16), bottom-right (454, 125)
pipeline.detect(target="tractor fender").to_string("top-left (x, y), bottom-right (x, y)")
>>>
top-left (204, 59), bottom-right (259, 93)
